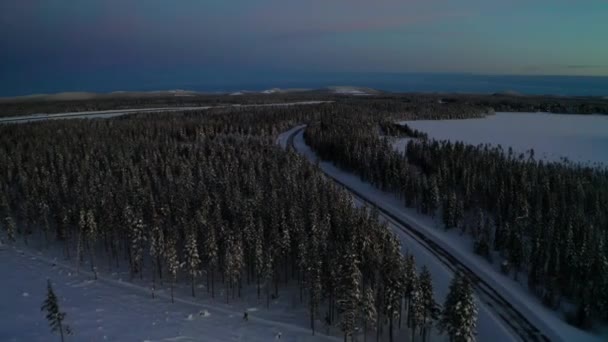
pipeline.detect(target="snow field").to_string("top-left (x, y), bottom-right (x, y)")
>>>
top-left (399, 112), bottom-right (608, 166)
top-left (0, 243), bottom-right (341, 342)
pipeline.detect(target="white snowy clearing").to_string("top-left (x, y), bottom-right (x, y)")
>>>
top-left (398, 112), bottom-right (608, 166)
top-left (326, 86), bottom-right (376, 96)
top-left (0, 243), bottom-right (340, 342)
top-left (288, 128), bottom-right (604, 342)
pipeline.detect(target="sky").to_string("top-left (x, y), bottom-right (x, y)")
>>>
top-left (1, 0), bottom-right (607, 95)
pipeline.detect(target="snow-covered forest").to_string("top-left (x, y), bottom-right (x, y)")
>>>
top-left (304, 101), bottom-right (608, 330)
top-left (0, 104), bottom-right (482, 341)
top-left (2, 95), bottom-right (607, 341)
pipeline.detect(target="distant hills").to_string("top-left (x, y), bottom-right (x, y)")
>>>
top-left (1, 86), bottom-right (605, 103)
top-left (0, 86), bottom-right (384, 102)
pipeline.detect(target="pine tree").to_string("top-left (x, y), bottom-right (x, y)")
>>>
top-left (360, 286), bottom-right (376, 342)
top-left (428, 176), bottom-right (440, 218)
top-left (41, 280), bottom-right (71, 342)
top-left (439, 273), bottom-right (477, 342)
top-left (308, 258), bottom-right (322, 335)
top-left (337, 241), bottom-right (361, 342)
top-left (403, 254), bottom-right (417, 328)
top-left (76, 210), bottom-right (86, 271)
top-left (442, 193), bottom-right (455, 229)
top-left (307, 219), bottom-right (323, 335)
top-left (165, 237), bottom-right (180, 303)
top-left (263, 245), bottom-right (274, 309)
top-left (4, 215), bottom-right (16, 243)
top-left (85, 210), bottom-right (98, 279)
top-left (419, 266), bottom-right (440, 342)
top-left (149, 220), bottom-right (164, 297)
top-left (204, 222), bottom-right (219, 298)
top-left (253, 227), bottom-right (264, 300)
top-left (409, 274), bottom-right (425, 341)
top-left (185, 229), bottom-right (201, 297)
top-left (130, 213), bottom-right (147, 280)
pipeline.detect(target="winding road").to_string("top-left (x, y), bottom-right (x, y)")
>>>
top-left (3, 101), bottom-right (566, 341)
top-left (284, 126), bottom-right (552, 342)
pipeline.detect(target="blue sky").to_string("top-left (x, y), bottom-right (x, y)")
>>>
top-left (1, 0), bottom-right (607, 95)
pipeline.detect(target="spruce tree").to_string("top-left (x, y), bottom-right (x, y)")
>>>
top-left (360, 286), bottom-right (376, 342)
top-left (185, 229), bottom-right (201, 297)
top-left (409, 274), bottom-right (425, 341)
top-left (165, 237), bottom-right (180, 303)
top-left (204, 222), bottom-right (219, 298)
top-left (41, 280), bottom-right (71, 342)
top-left (439, 273), bottom-right (477, 342)
top-left (130, 214), bottom-right (147, 280)
top-left (428, 176), bottom-right (440, 218)
top-left (4, 215), bottom-right (16, 243)
top-left (85, 210), bottom-right (98, 279)
top-left (337, 241), bottom-right (361, 342)
top-left (419, 266), bottom-right (440, 342)
top-left (149, 221), bottom-right (164, 297)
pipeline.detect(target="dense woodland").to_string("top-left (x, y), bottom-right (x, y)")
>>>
top-left (2, 94), bottom-right (606, 340)
top-left (304, 101), bottom-right (608, 329)
top-left (0, 105), bottom-right (479, 342)
top-left (2, 92), bottom-right (607, 118)
top-left (0, 93), bottom-right (333, 117)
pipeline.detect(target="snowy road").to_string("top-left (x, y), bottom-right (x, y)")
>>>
top-left (280, 126), bottom-right (593, 342)
top-left (0, 101), bottom-right (331, 124)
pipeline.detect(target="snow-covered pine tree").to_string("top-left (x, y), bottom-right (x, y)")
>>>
top-left (473, 208), bottom-right (484, 238)
top-left (337, 241), bottom-right (361, 342)
top-left (40, 201), bottom-right (50, 245)
top-left (442, 192), bottom-right (454, 229)
top-left (4, 215), bottom-right (16, 243)
top-left (254, 225), bottom-right (264, 300)
top-left (403, 254), bottom-right (417, 328)
top-left (185, 229), bottom-right (202, 297)
top-left (85, 210), bottom-right (98, 279)
top-left (307, 207), bottom-right (323, 335)
top-left (76, 210), bottom-right (86, 272)
top-left (263, 244), bottom-right (274, 309)
top-left (130, 212), bottom-right (147, 280)
top-left (382, 240), bottom-right (405, 342)
top-left (308, 258), bottom-right (322, 335)
top-left (428, 176), bottom-right (440, 218)
top-left (149, 218), bottom-right (164, 297)
top-left (223, 233), bottom-right (236, 303)
top-left (165, 236), bottom-right (180, 303)
top-left (419, 266), bottom-right (440, 342)
top-left (439, 273), bottom-right (478, 342)
top-left (41, 280), bottom-right (71, 342)
top-left (409, 274), bottom-right (425, 342)
top-left (204, 219), bottom-right (219, 298)
top-left (360, 286), bottom-right (376, 342)
top-left (455, 198), bottom-right (465, 232)
top-left (232, 234), bottom-right (245, 299)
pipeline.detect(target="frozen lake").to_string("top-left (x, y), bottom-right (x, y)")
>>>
top-left (400, 112), bottom-right (608, 166)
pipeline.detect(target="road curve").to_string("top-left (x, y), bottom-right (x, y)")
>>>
top-left (286, 126), bottom-right (551, 342)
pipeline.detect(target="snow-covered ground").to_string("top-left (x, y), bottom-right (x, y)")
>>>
top-left (326, 86), bottom-right (375, 96)
top-left (291, 129), bottom-right (604, 342)
top-left (0, 243), bottom-right (341, 342)
top-left (399, 112), bottom-right (608, 166)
